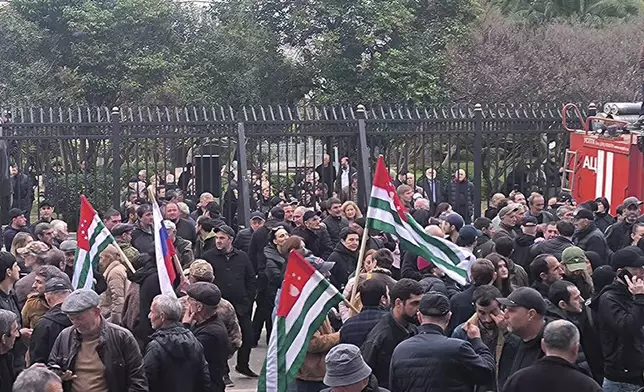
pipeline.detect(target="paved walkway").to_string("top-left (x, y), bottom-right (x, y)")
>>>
top-left (227, 333), bottom-right (266, 391)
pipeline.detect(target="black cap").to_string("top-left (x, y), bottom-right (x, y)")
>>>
top-left (573, 208), bottom-right (594, 220)
top-left (39, 200), bottom-right (54, 209)
top-left (111, 223), bottom-right (134, 237)
top-left (418, 291), bottom-right (450, 317)
top-left (186, 282), bottom-right (222, 306)
top-left (521, 216), bottom-right (538, 226)
top-left (611, 246), bottom-right (644, 270)
top-left (623, 197), bottom-right (643, 209)
top-left (559, 192), bottom-right (573, 203)
top-left (44, 276), bottom-right (73, 293)
top-left (458, 225), bottom-right (481, 245)
top-left (269, 207), bottom-right (285, 220)
top-left (214, 225), bottom-right (235, 238)
top-left (497, 287), bottom-right (546, 315)
top-left (0, 252), bottom-right (16, 281)
top-left (9, 208), bottom-right (23, 220)
top-left (250, 211), bottom-right (266, 222)
top-left (303, 210), bottom-right (318, 222)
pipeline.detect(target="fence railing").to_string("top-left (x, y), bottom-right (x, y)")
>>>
top-left (0, 103), bottom-right (585, 229)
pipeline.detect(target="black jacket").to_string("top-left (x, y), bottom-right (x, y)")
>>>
top-left (361, 312), bottom-right (417, 388)
top-left (322, 214), bottom-right (349, 247)
top-left (400, 251), bottom-right (423, 281)
top-left (590, 280), bottom-right (644, 385)
top-left (204, 247), bottom-right (257, 316)
top-left (448, 179), bottom-right (475, 223)
top-left (419, 178), bottom-right (442, 210)
top-left (605, 220), bottom-right (634, 252)
top-left (132, 223), bottom-right (155, 254)
top-left (30, 304), bottom-right (72, 364)
top-left (48, 319), bottom-right (148, 392)
top-left (131, 260), bottom-right (162, 349)
top-left (419, 275), bottom-right (462, 299)
top-left (328, 242), bottom-right (359, 290)
top-left (144, 323), bottom-right (212, 392)
top-left (247, 218), bottom-right (288, 275)
top-left (473, 235), bottom-right (495, 259)
top-left (447, 285), bottom-right (476, 334)
top-left (292, 226), bottom-right (333, 259)
top-left (340, 306), bottom-right (387, 348)
top-left (513, 233), bottom-right (536, 272)
top-left (0, 352), bottom-right (14, 392)
top-left (502, 356), bottom-right (602, 392)
top-left (412, 208), bottom-right (432, 228)
top-left (173, 218), bottom-right (197, 248)
top-left (192, 314), bottom-right (231, 392)
top-left (2, 226), bottom-right (30, 253)
top-left (574, 223), bottom-right (610, 261)
top-left (232, 227), bottom-right (254, 254)
top-left (390, 323), bottom-right (495, 392)
top-left (498, 322), bottom-right (546, 387)
top-left (264, 244), bottom-right (286, 302)
top-left (595, 212), bottom-right (615, 233)
top-left (320, 374), bottom-right (389, 392)
top-left (531, 281), bottom-right (550, 298)
top-left (531, 236), bottom-right (574, 261)
top-left (10, 172), bottom-right (33, 211)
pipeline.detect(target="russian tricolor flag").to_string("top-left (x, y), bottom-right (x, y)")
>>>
top-left (152, 199), bottom-right (177, 297)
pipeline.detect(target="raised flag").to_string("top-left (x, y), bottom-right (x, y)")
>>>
top-left (151, 199), bottom-right (177, 296)
top-left (366, 156), bottom-right (469, 285)
top-left (258, 251), bottom-right (344, 392)
top-left (72, 195), bottom-right (115, 289)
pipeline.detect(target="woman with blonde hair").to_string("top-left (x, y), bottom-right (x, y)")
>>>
top-left (341, 201), bottom-right (363, 223)
top-left (98, 244), bottom-right (130, 325)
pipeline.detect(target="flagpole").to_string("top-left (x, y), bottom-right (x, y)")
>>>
top-left (349, 225), bottom-right (370, 307)
top-left (115, 242), bottom-right (136, 273)
top-left (147, 185), bottom-right (185, 283)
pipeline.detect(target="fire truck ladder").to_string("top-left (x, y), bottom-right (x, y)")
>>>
top-left (561, 149), bottom-right (578, 193)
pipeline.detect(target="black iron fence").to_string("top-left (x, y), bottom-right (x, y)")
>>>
top-left (0, 103), bottom-right (584, 229)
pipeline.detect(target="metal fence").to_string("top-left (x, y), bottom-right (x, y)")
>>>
top-left (0, 103), bottom-right (583, 229)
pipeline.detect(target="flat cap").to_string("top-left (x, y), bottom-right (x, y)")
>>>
top-left (214, 225), bottom-right (235, 238)
top-left (9, 208), bottom-right (23, 220)
top-left (44, 276), bottom-right (73, 293)
top-left (111, 223), bottom-right (134, 237)
top-left (303, 210), bottom-right (318, 222)
top-left (186, 282), bottom-right (222, 306)
top-left (61, 289), bottom-right (100, 314)
top-left (59, 240), bottom-right (78, 253)
top-left (419, 291), bottom-right (450, 317)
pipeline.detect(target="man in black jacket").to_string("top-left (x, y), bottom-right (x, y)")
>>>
top-left (531, 221), bottom-right (575, 261)
top-left (361, 279), bottom-right (423, 388)
top-left (591, 246), bottom-right (644, 390)
top-left (473, 217), bottom-right (495, 258)
top-left (419, 168), bottom-right (442, 215)
top-left (185, 282), bottom-right (232, 392)
top-left (145, 294), bottom-right (212, 392)
top-left (315, 154), bottom-right (336, 198)
top-left (203, 225), bottom-right (257, 377)
top-left (328, 227), bottom-right (360, 290)
top-left (573, 208), bottom-right (610, 261)
top-left (340, 279), bottom-right (389, 347)
top-left (163, 202), bottom-right (197, 248)
top-left (497, 287), bottom-right (547, 387)
top-left (49, 289), bottom-right (148, 392)
top-left (529, 254), bottom-right (564, 298)
top-left (322, 197), bottom-right (349, 248)
top-left (233, 211), bottom-right (265, 254)
top-left (502, 320), bottom-right (602, 392)
top-left (546, 280), bottom-right (604, 383)
top-left (2, 209), bottom-right (29, 253)
top-left (606, 196), bottom-right (642, 252)
top-left (447, 259), bottom-right (496, 334)
top-left (390, 291), bottom-right (495, 392)
top-left (131, 204), bottom-right (155, 254)
top-left (293, 211), bottom-right (333, 259)
top-left (29, 277), bottom-right (72, 364)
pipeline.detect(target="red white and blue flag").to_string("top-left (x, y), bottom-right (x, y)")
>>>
top-left (151, 199), bottom-right (177, 296)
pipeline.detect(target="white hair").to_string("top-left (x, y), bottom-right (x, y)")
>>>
top-left (176, 202), bottom-right (190, 216)
top-left (163, 220), bottom-right (177, 231)
top-left (0, 309), bottom-right (16, 337)
top-left (12, 367), bottom-right (61, 392)
top-left (152, 294), bottom-right (183, 322)
top-left (50, 220), bottom-right (67, 234)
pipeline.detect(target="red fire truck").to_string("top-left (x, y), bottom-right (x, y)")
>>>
top-left (561, 103), bottom-right (644, 215)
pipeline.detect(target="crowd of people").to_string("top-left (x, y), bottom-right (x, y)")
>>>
top-left (0, 161), bottom-right (644, 392)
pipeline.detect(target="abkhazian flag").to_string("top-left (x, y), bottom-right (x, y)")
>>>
top-left (366, 156), bottom-right (469, 285)
top-left (258, 251), bottom-right (344, 392)
top-left (72, 195), bottom-right (115, 289)
top-left (151, 198), bottom-right (177, 297)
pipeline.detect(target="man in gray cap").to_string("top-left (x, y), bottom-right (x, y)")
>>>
top-left (29, 276), bottom-right (72, 364)
top-left (48, 288), bottom-right (147, 392)
top-left (233, 211), bottom-right (265, 254)
top-left (390, 291), bottom-right (495, 391)
top-left (59, 240), bottom-right (77, 280)
top-left (111, 223), bottom-right (140, 269)
top-left (184, 282), bottom-right (231, 391)
top-left (607, 196), bottom-right (644, 252)
top-left (321, 344), bottom-right (388, 392)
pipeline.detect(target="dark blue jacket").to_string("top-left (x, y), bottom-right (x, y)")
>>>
top-left (390, 323), bottom-right (495, 392)
top-left (340, 306), bottom-right (387, 347)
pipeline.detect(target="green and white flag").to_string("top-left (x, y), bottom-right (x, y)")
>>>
top-left (72, 195), bottom-right (115, 289)
top-left (367, 156), bottom-right (470, 285)
top-left (258, 251), bottom-right (344, 392)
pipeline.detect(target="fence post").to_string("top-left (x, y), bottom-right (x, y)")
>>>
top-left (473, 103), bottom-right (483, 218)
top-left (111, 107), bottom-right (122, 210)
top-left (237, 122), bottom-right (250, 226)
top-left (356, 105), bottom-right (371, 212)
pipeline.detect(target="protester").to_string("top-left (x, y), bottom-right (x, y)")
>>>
top-left (473, 217), bottom-right (496, 258)
top-left (594, 197), bottom-right (615, 233)
top-left (495, 205), bottom-right (520, 239)
top-left (531, 220), bottom-right (576, 261)
top-left (591, 246), bottom-right (644, 391)
top-left (328, 227), bottom-right (361, 290)
top-left (323, 198), bottom-right (350, 247)
top-left (527, 193), bottom-right (554, 224)
top-left (258, 227), bottom-right (290, 342)
top-left (501, 319), bottom-right (602, 392)
top-left (233, 211), bottom-right (265, 254)
top-left (293, 210), bottom-right (333, 259)
top-left (0, 252), bottom-right (29, 373)
top-left (448, 258), bottom-right (496, 333)
top-left (340, 279), bottom-right (389, 347)
top-left (164, 220), bottom-right (194, 268)
top-left (0, 309), bottom-right (19, 392)
top-left (529, 254), bottom-right (564, 298)
top-left (144, 294), bottom-right (212, 392)
top-left (97, 244), bottom-right (129, 325)
top-left (29, 276), bottom-right (72, 364)
top-left (606, 197), bottom-right (643, 252)
top-left (493, 236), bottom-right (530, 288)
top-left (361, 279), bottom-right (423, 388)
top-left (14, 242), bottom-right (53, 309)
top-left (11, 365), bottom-right (62, 392)
top-left (487, 253), bottom-right (514, 297)
top-left (49, 220), bottom-right (68, 249)
top-left (49, 288), bottom-right (147, 391)
top-left (10, 232), bottom-right (32, 275)
top-left (22, 265), bottom-right (68, 330)
top-left (131, 204), bottom-right (154, 254)
top-left (163, 202), bottom-right (197, 247)
top-left (497, 287), bottom-right (548, 387)
top-left (390, 291), bottom-right (495, 391)
top-left (448, 169), bottom-right (475, 224)
top-left (111, 223), bottom-right (140, 269)
top-left (195, 215), bottom-right (219, 258)
top-left (3, 209), bottom-right (29, 253)
top-left (561, 246), bottom-right (594, 300)
top-left (439, 212), bottom-right (464, 243)
top-left (321, 344), bottom-right (389, 392)
top-left (573, 208), bottom-right (610, 261)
